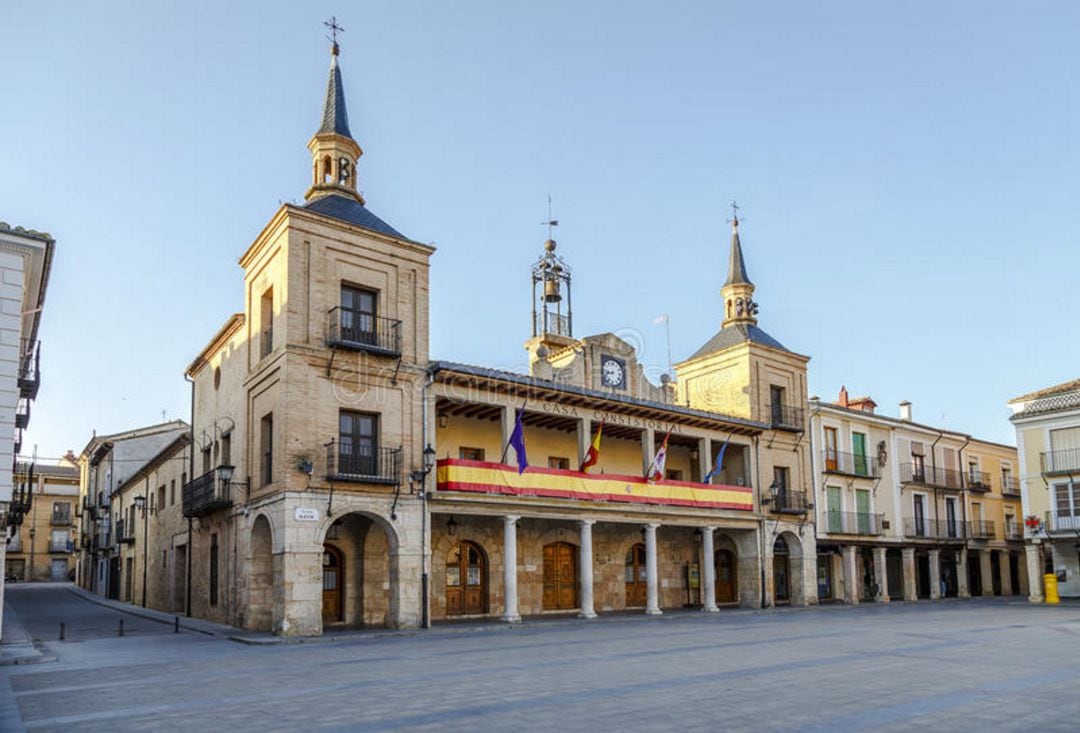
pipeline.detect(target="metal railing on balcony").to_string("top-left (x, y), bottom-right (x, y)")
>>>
top-left (1041, 448), bottom-right (1080, 475)
top-left (14, 398), bottom-right (30, 429)
top-left (1001, 475), bottom-right (1021, 496)
top-left (769, 403), bottom-right (804, 432)
top-left (326, 442), bottom-right (402, 485)
top-left (769, 489), bottom-right (809, 514)
top-left (900, 462), bottom-right (963, 490)
top-left (6, 536), bottom-right (22, 553)
top-left (182, 466), bottom-right (235, 518)
top-left (49, 539), bottom-right (71, 553)
top-left (115, 519), bottom-right (135, 545)
top-left (1005, 524), bottom-right (1023, 541)
top-left (903, 517), bottom-right (967, 540)
top-left (1045, 511), bottom-right (1080, 533)
top-left (966, 470), bottom-right (992, 492)
top-left (823, 511), bottom-right (885, 535)
top-left (822, 450), bottom-right (881, 478)
top-left (969, 520), bottom-right (995, 539)
top-left (17, 339), bottom-right (39, 399)
top-left (51, 508), bottom-right (72, 526)
top-left (326, 308), bottom-right (402, 357)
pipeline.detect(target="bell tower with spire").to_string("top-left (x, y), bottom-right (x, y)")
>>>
top-left (721, 212), bottom-right (759, 328)
top-left (305, 32), bottom-right (364, 205)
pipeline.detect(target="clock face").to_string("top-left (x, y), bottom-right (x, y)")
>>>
top-left (601, 356), bottom-right (626, 389)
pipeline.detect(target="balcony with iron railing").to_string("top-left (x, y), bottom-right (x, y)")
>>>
top-left (966, 470), bottom-right (992, 492)
top-left (1001, 475), bottom-right (1021, 497)
top-left (15, 397), bottom-right (31, 429)
top-left (1041, 448), bottom-right (1080, 475)
top-left (182, 466), bottom-right (235, 518)
top-left (822, 450), bottom-right (881, 479)
top-left (49, 539), bottom-right (71, 553)
top-left (1045, 511), bottom-right (1080, 533)
top-left (769, 403), bottom-right (805, 432)
top-left (903, 517), bottom-right (967, 541)
top-left (326, 308), bottom-right (402, 357)
top-left (6, 535), bottom-right (22, 553)
top-left (17, 339), bottom-right (39, 400)
top-left (115, 519), bottom-right (135, 545)
top-left (900, 462), bottom-right (963, 490)
top-left (326, 442), bottom-right (402, 485)
top-left (1005, 524), bottom-right (1024, 541)
top-left (969, 520), bottom-right (996, 540)
top-left (768, 488), bottom-right (809, 514)
top-left (823, 511), bottom-right (885, 536)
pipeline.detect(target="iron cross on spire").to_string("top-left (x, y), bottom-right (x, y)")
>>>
top-left (729, 200), bottom-right (741, 226)
top-left (325, 16), bottom-right (345, 47)
top-left (541, 195), bottom-right (559, 240)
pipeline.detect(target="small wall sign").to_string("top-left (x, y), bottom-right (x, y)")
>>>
top-left (294, 507), bottom-right (320, 522)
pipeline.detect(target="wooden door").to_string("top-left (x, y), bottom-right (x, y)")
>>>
top-left (773, 538), bottom-right (790, 604)
top-left (322, 545), bottom-right (343, 624)
top-left (625, 543), bottom-right (647, 607)
top-left (446, 541), bottom-right (487, 616)
top-left (543, 542), bottom-right (578, 610)
top-left (824, 427), bottom-right (838, 471)
top-left (715, 549), bottom-right (737, 603)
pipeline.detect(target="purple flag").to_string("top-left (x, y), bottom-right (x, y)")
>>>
top-left (508, 408), bottom-right (528, 474)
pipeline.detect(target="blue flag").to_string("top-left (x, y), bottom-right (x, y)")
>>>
top-left (508, 408), bottom-right (529, 474)
top-left (704, 435), bottom-right (730, 483)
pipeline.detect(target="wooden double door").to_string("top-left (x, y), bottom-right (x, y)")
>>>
top-left (322, 544), bottom-right (344, 624)
top-left (625, 543), bottom-right (647, 607)
top-left (446, 541), bottom-right (487, 616)
top-left (543, 542), bottom-right (578, 610)
top-left (715, 549), bottom-right (737, 604)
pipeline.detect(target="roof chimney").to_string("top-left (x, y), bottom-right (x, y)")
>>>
top-left (838, 385), bottom-right (849, 408)
top-left (899, 401), bottom-right (912, 421)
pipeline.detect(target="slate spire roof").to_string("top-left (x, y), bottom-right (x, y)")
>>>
top-left (318, 44), bottom-right (352, 138)
top-left (724, 216), bottom-right (752, 287)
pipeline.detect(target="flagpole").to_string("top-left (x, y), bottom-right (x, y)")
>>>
top-left (500, 399), bottom-right (528, 465)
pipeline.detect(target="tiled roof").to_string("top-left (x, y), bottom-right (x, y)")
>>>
top-left (318, 52), bottom-right (352, 138)
top-left (688, 324), bottom-right (788, 360)
top-left (1009, 378), bottom-right (1080, 405)
top-left (1010, 390), bottom-right (1080, 420)
top-left (302, 194), bottom-right (407, 240)
top-left (0, 221), bottom-right (53, 243)
top-left (724, 225), bottom-right (751, 287)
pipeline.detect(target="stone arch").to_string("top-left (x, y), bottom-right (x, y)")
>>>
top-left (321, 510), bottom-right (401, 629)
top-left (322, 155), bottom-right (333, 183)
top-left (773, 531), bottom-right (807, 606)
top-left (432, 525), bottom-right (502, 621)
top-left (247, 513), bottom-right (275, 632)
top-left (445, 540), bottom-right (489, 616)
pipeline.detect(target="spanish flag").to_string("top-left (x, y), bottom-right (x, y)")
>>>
top-left (579, 420), bottom-right (604, 473)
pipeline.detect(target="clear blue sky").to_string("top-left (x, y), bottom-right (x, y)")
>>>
top-left (2, 1), bottom-right (1077, 458)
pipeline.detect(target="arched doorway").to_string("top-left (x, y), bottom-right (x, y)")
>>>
top-left (248, 514), bottom-right (274, 632)
top-left (625, 543), bottom-right (647, 607)
top-left (322, 544), bottom-right (344, 624)
top-left (543, 541), bottom-right (578, 610)
top-left (773, 536), bottom-right (791, 604)
top-left (715, 549), bottom-right (738, 604)
top-left (446, 541), bottom-right (488, 616)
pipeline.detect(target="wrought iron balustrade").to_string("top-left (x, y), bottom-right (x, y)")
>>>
top-left (769, 403), bottom-right (805, 432)
top-left (1042, 448), bottom-right (1080, 475)
top-left (903, 517), bottom-right (968, 540)
top-left (900, 462), bottom-right (963, 490)
top-left (115, 519), bottom-right (135, 544)
top-left (822, 450), bottom-right (881, 478)
top-left (1045, 511), bottom-right (1080, 533)
top-left (48, 539), bottom-right (70, 553)
top-left (969, 520), bottom-right (995, 539)
top-left (326, 308), bottom-right (402, 356)
top-left (1001, 475), bottom-right (1021, 496)
top-left (769, 489), bottom-right (808, 514)
top-left (823, 511), bottom-right (885, 535)
top-left (326, 442), bottom-right (401, 485)
top-left (1005, 524), bottom-right (1023, 541)
top-left (15, 398), bottom-right (30, 429)
top-left (966, 470), bottom-right (992, 492)
top-left (182, 466), bottom-right (234, 518)
top-left (17, 339), bottom-right (39, 399)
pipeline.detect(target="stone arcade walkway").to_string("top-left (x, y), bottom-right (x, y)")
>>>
top-left (4, 583), bottom-right (1080, 732)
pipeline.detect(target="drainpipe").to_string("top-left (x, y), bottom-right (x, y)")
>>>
top-left (929, 430), bottom-right (944, 538)
top-left (754, 434), bottom-right (767, 608)
top-left (420, 366), bottom-right (435, 629)
top-left (956, 434), bottom-right (972, 576)
top-left (185, 374), bottom-right (195, 617)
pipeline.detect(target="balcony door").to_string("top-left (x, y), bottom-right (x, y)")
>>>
top-left (913, 494), bottom-right (927, 537)
top-left (855, 489), bottom-right (870, 534)
top-left (339, 411), bottom-right (377, 476)
top-left (946, 497), bottom-right (959, 538)
top-left (341, 285), bottom-right (377, 345)
top-left (770, 386), bottom-right (785, 425)
top-left (826, 486), bottom-right (842, 533)
top-left (852, 432), bottom-right (867, 476)
top-left (824, 427), bottom-right (838, 471)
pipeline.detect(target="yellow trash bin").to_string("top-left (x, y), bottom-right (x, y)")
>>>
top-left (1044, 573), bottom-right (1060, 605)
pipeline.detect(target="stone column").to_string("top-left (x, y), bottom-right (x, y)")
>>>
top-left (644, 523), bottom-right (662, 615)
top-left (1018, 550), bottom-right (1031, 597)
top-left (701, 527), bottom-right (718, 612)
top-left (842, 546), bottom-right (859, 604)
top-left (873, 547), bottom-right (889, 603)
top-left (576, 417), bottom-right (591, 469)
top-left (980, 550), bottom-right (994, 597)
top-left (929, 549), bottom-right (942, 600)
top-left (699, 438), bottom-right (712, 484)
top-left (1000, 551), bottom-right (1013, 596)
top-left (902, 547), bottom-right (917, 601)
top-left (958, 549), bottom-right (970, 598)
top-left (641, 429), bottom-right (656, 476)
top-left (830, 553), bottom-right (844, 602)
top-left (500, 406), bottom-right (516, 469)
top-left (578, 520), bottom-right (596, 619)
top-left (502, 515), bottom-right (521, 622)
top-left (1026, 544), bottom-right (1044, 603)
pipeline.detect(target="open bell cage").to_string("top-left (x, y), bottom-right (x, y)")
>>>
top-left (531, 239), bottom-right (573, 339)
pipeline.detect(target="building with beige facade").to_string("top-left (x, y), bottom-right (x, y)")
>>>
top-left (4, 462), bottom-right (79, 582)
top-left (810, 392), bottom-right (1025, 604)
top-left (1009, 378), bottom-right (1080, 600)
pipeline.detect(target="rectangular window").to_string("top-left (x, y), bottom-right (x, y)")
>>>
top-left (261, 413), bottom-right (274, 487)
top-left (209, 533), bottom-right (219, 606)
top-left (913, 494), bottom-right (926, 536)
top-left (157, 485), bottom-right (165, 514)
top-left (823, 427), bottom-right (838, 471)
top-left (221, 434), bottom-right (232, 467)
top-left (260, 287), bottom-right (274, 358)
top-left (946, 497), bottom-right (959, 537)
top-left (202, 446), bottom-right (211, 474)
top-left (548, 456), bottom-right (570, 470)
top-left (162, 549), bottom-right (167, 568)
top-left (770, 385), bottom-right (785, 424)
top-left (338, 411), bottom-right (376, 476)
top-left (51, 501), bottom-right (71, 524)
top-left (826, 486), bottom-right (842, 533)
top-left (852, 432), bottom-right (867, 476)
top-left (773, 466), bottom-right (789, 490)
top-left (459, 447), bottom-right (485, 462)
top-left (855, 489), bottom-right (870, 533)
top-left (170, 479), bottom-right (176, 505)
top-left (665, 469), bottom-right (683, 481)
top-left (340, 285), bottom-right (378, 346)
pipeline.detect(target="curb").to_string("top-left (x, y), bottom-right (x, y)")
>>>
top-left (64, 586), bottom-right (224, 638)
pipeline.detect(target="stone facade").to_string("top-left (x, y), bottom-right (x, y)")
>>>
top-left (4, 463), bottom-right (79, 582)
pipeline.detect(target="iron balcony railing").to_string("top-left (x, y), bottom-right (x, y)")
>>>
top-left (182, 466), bottom-right (234, 518)
top-left (17, 339), bottom-right (40, 400)
top-left (326, 442), bottom-right (402, 485)
top-left (1005, 524), bottom-right (1023, 541)
top-left (1041, 448), bottom-right (1080, 475)
top-left (48, 539), bottom-right (70, 553)
top-left (51, 508), bottom-right (72, 526)
top-left (115, 519), bottom-right (135, 545)
top-left (1001, 475), bottom-right (1021, 496)
top-left (14, 398), bottom-right (30, 429)
top-left (326, 308), bottom-right (402, 357)
top-left (903, 517), bottom-right (967, 540)
top-left (769, 403), bottom-right (804, 432)
top-left (822, 450), bottom-right (881, 478)
top-left (823, 511), bottom-right (885, 536)
top-left (966, 470), bottom-right (992, 492)
top-left (1045, 511), bottom-right (1080, 533)
top-left (969, 520), bottom-right (995, 540)
top-left (769, 489), bottom-right (809, 514)
top-left (900, 462), bottom-right (963, 490)
top-left (6, 536), bottom-right (22, 553)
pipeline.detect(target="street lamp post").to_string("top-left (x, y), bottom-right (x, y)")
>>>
top-left (133, 495), bottom-right (148, 607)
top-left (411, 444), bottom-right (437, 628)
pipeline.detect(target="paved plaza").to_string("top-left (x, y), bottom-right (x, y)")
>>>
top-left (3, 584), bottom-right (1080, 732)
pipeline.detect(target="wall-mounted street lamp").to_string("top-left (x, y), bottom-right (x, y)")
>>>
top-left (133, 494), bottom-right (148, 607)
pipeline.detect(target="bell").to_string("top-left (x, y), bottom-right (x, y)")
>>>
top-left (543, 278), bottom-right (561, 303)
